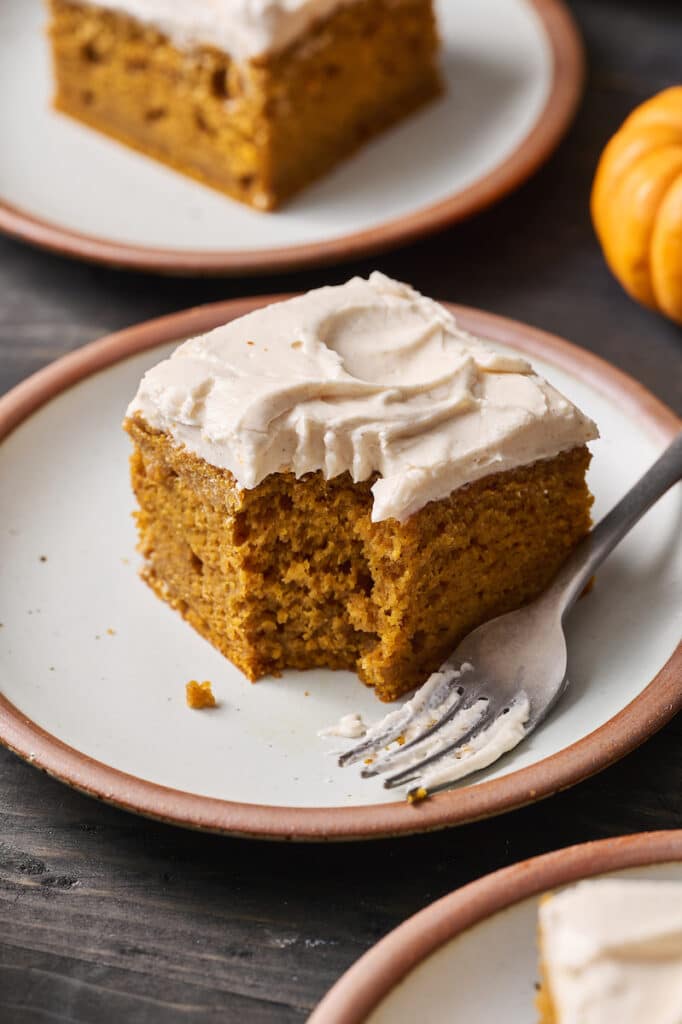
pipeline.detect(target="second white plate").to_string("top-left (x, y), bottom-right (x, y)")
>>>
top-left (310, 831), bottom-right (682, 1022)
top-left (0, 0), bottom-right (581, 272)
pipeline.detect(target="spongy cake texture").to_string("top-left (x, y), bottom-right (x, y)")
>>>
top-left (125, 414), bottom-right (593, 702)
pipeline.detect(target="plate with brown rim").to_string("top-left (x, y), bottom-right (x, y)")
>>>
top-left (0, 0), bottom-right (583, 275)
top-left (0, 296), bottom-right (680, 841)
top-left (309, 830), bottom-right (682, 1022)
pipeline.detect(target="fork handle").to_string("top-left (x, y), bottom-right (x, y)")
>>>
top-left (549, 430), bottom-right (682, 614)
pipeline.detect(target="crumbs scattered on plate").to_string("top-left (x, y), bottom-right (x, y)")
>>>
top-left (185, 680), bottom-right (217, 709)
top-left (407, 787), bottom-right (428, 805)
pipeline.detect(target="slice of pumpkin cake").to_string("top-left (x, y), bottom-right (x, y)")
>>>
top-left (47, 0), bottom-right (442, 210)
top-left (123, 273), bottom-right (597, 702)
top-left (537, 879), bottom-right (682, 1023)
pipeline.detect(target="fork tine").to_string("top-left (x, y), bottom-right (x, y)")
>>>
top-left (398, 694), bottom-right (531, 797)
top-left (361, 694), bottom-right (489, 778)
top-left (373, 685), bottom-right (468, 759)
top-left (338, 663), bottom-right (471, 768)
top-left (382, 700), bottom-right (499, 789)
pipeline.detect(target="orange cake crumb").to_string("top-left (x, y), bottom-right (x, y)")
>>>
top-left (407, 787), bottom-right (428, 804)
top-left (185, 680), bottom-right (217, 710)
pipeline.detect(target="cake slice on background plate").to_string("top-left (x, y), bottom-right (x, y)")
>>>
top-left (537, 878), bottom-right (682, 1023)
top-left (123, 273), bottom-right (598, 702)
top-left (47, 0), bottom-right (443, 210)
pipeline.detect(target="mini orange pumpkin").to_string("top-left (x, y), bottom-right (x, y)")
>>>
top-left (591, 86), bottom-right (682, 325)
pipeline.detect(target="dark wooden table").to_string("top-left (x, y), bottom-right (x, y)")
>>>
top-left (1, 1), bottom-right (681, 1021)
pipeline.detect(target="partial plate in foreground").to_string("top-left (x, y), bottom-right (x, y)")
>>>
top-left (0, 298), bottom-right (679, 840)
top-left (309, 831), bottom-right (682, 1023)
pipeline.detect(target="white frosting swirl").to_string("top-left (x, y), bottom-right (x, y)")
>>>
top-left (88, 0), bottom-right (356, 60)
top-left (127, 273), bottom-right (598, 523)
top-left (539, 879), bottom-right (682, 1023)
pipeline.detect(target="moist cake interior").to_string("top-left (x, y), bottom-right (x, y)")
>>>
top-left (127, 414), bottom-right (592, 702)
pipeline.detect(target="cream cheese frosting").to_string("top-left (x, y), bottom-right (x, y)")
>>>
top-left (89, 0), bottom-right (355, 60)
top-left (318, 712), bottom-right (367, 739)
top-left (126, 272), bottom-right (598, 523)
top-left (539, 879), bottom-right (682, 1023)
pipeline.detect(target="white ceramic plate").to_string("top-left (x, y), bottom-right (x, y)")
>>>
top-left (0, 298), bottom-right (680, 840)
top-left (310, 831), bottom-right (682, 1023)
top-left (0, 0), bottom-right (582, 273)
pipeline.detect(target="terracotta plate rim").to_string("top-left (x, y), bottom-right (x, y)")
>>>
top-left (0, 0), bottom-right (584, 275)
top-left (308, 829), bottom-right (682, 1022)
top-left (0, 296), bottom-right (680, 841)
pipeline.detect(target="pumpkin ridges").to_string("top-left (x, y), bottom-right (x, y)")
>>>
top-left (601, 147), bottom-right (682, 309)
top-left (592, 87), bottom-right (682, 324)
top-left (591, 123), bottom-right (682, 242)
top-left (651, 176), bottom-right (682, 324)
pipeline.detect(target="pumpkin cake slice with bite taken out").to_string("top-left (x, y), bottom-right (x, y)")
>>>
top-left (123, 273), bottom-right (598, 702)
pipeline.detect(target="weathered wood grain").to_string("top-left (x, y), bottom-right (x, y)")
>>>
top-left (0, 1), bottom-right (681, 1021)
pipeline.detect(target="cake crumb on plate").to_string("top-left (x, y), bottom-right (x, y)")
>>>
top-left (185, 680), bottom-right (217, 709)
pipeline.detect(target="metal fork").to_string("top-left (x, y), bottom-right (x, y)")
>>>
top-left (339, 432), bottom-right (682, 801)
